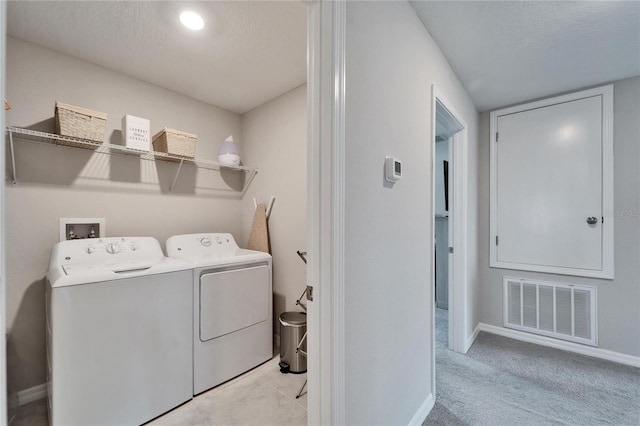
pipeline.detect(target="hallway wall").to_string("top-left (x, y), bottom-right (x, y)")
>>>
top-left (344, 1), bottom-right (479, 423)
top-left (478, 76), bottom-right (640, 358)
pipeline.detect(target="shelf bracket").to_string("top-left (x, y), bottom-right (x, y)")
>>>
top-left (169, 159), bottom-right (185, 192)
top-left (266, 196), bottom-right (275, 218)
top-left (8, 130), bottom-right (18, 186)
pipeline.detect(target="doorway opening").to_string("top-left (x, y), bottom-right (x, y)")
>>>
top-left (434, 130), bottom-right (452, 349)
top-left (430, 86), bottom-right (469, 397)
top-left (3, 1), bottom-right (313, 425)
top-left (433, 97), bottom-right (463, 351)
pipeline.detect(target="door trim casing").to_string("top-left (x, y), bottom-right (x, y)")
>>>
top-left (430, 86), bottom-right (471, 402)
top-left (489, 84), bottom-right (614, 279)
top-left (305, 0), bottom-right (346, 424)
top-left (0, 1), bottom-right (7, 423)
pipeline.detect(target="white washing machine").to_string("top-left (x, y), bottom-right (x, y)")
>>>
top-left (166, 233), bottom-right (272, 395)
top-left (46, 237), bottom-right (193, 426)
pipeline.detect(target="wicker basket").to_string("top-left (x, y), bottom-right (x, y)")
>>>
top-left (152, 128), bottom-right (197, 161)
top-left (55, 102), bottom-right (107, 149)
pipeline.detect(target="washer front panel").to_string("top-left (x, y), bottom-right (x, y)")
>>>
top-left (48, 270), bottom-right (192, 425)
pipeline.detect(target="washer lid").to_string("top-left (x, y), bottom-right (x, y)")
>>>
top-left (62, 259), bottom-right (157, 276)
top-left (280, 311), bottom-right (307, 326)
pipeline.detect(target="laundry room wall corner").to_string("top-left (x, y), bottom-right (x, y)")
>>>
top-left (4, 36), bottom-right (246, 393)
top-left (239, 85), bottom-right (307, 338)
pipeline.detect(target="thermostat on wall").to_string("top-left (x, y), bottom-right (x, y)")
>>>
top-left (385, 156), bottom-right (402, 183)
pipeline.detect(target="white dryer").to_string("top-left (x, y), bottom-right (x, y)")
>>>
top-left (166, 233), bottom-right (272, 395)
top-left (46, 237), bottom-right (193, 426)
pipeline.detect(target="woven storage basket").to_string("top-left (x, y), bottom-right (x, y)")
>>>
top-left (55, 102), bottom-right (107, 149)
top-left (152, 128), bottom-right (197, 162)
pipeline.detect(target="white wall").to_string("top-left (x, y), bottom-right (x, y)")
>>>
top-left (478, 76), bottom-right (640, 358)
top-left (240, 85), bottom-right (307, 337)
top-left (344, 2), bottom-right (479, 424)
top-left (5, 37), bottom-right (245, 392)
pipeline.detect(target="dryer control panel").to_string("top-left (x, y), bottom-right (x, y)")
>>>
top-left (198, 234), bottom-right (234, 248)
top-left (166, 233), bottom-right (240, 259)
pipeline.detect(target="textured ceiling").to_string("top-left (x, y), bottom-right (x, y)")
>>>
top-left (410, 1), bottom-right (640, 111)
top-left (9, 1), bottom-right (638, 114)
top-left (7, 1), bottom-right (307, 114)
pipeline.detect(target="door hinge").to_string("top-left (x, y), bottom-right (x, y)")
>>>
top-left (602, 216), bottom-right (604, 223)
top-left (449, 246), bottom-right (454, 254)
top-left (496, 132), bottom-right (499, 142)
top-left (306, 285), bottom-right (314, 302)
top-left (496, 235), bottom-right (499, 245)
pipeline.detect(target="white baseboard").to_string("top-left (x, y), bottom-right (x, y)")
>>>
top-left (408, 392), bottom-right (434, 426)
top-left (478, 323), bottom-right (640, 368)
top-left (464, 324), bottom-right (481, 353)
top-left (16, 383), bottom-right (47, 406)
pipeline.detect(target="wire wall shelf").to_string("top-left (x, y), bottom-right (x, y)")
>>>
top-left (5, 126), bottom-right (258, 195)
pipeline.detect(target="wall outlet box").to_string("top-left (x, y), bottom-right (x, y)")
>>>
top-left (122, 115), bottom-right (150, 151)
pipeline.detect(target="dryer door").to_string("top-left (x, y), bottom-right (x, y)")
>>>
top-left (199, 264), bottom-right (270, 341)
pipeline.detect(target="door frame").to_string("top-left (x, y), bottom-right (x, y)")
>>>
top-left (305, 0), bottom-right (346, 424)
top-left (430, 85), bottom-right (470, 396)
top-left (0, 1), bottom-right (7, 423)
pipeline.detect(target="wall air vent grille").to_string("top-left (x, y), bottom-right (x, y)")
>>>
top-left (503, 277), bottom-right (597, 346)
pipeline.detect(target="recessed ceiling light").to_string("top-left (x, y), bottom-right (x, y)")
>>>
top-left (180, 11), bottom-right (204, 31)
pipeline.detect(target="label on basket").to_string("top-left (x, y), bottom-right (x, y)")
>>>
top-left (122, 115), bottom-right (151, 151)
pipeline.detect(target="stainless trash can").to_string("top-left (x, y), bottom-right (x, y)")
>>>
top-left (279, 311), bottom-right (307, 374)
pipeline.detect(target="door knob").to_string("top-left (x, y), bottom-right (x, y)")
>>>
top-left (586, 216), bottom-right (598, 225)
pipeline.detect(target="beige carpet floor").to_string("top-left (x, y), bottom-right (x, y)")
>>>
top-left (426, 308), bottom-right (640, 425)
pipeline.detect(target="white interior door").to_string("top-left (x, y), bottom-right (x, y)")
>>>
top-left (495, 95), bottom-right (604, 271)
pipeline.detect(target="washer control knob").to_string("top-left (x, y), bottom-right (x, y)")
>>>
top-left (130, 243), bottom-right (140, 251)
top-left (200, 237), bottom-right (212, 247)
top-left (85, 246), bottom-right (96, 254)
top-left (106, 242), bottom-right (121, 254)
top-left (215, 237), bottom-right (222, 244)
